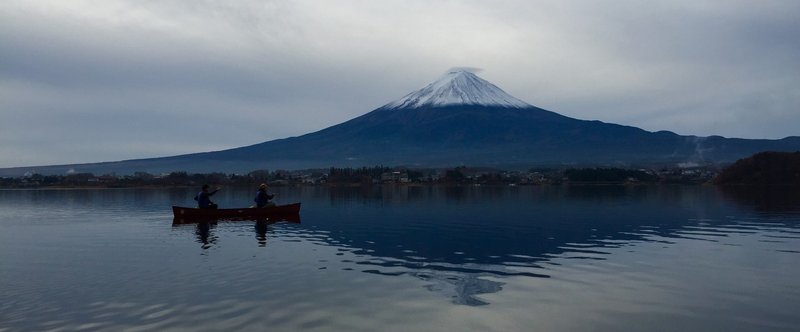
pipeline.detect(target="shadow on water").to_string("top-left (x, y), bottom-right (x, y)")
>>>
top-left (717, 185), bottom-right (800, 214)
top-left (172, 217), bottom-right (301, 249)
top-left (254, 220), bottom-right (270, 247)
top-left (194, 222), bottom-right (218, 249)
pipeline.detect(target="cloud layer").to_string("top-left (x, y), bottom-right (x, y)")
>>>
top-left (1, 0), bottom-right (798, 167)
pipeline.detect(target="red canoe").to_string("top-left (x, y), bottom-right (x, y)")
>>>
top-left (172, 203), bottom-right (301, 224)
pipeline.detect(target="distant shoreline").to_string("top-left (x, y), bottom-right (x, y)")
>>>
top-left (4, 183), bottom-right (800, 192)
top-left (1, 182), bottom-right (721, 190)
top-left (8, 151), bottom-right (796, 188)
top-left (0, 165), bottom-right (720, 189)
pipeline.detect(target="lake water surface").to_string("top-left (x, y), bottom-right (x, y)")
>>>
top-left (1, 185), bottom-right (799, 331)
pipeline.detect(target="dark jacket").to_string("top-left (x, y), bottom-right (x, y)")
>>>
top-left (254, 189), bottom-right (274, 208)
top-left (194, 189), bottom-right (218, 209)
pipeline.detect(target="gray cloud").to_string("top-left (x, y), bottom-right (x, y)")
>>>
top-left (1, 0), bottom-right (798, 167)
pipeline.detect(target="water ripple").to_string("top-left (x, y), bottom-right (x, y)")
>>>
top-left (2, 186), bottom-right (800, 331)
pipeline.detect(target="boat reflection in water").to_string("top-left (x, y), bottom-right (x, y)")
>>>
top-left (173, 214), bottom-right (301, 249)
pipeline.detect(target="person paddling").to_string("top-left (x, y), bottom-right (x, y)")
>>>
top-left (195, 184), bottom-right (220, 209)
top-left (254, 183), bottom-right (275, 208)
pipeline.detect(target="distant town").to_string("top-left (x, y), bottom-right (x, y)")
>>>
top-left (0, 165), bottom-right (720, 188)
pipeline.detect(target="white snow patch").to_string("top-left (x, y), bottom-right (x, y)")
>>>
top-left (383, 70), bottom-right (531, 109)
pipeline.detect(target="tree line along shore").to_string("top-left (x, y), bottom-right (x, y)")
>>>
top-left (1, 152), bottom-right (797, 189)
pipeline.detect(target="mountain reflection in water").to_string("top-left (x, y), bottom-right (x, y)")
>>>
top-left (2, 185), bottom-right (799, 331)
top-left (167, 185), bottom-right (800, 305)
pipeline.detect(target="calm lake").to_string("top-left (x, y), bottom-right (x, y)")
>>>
top-left (1, 185), bottom-right (799, 331)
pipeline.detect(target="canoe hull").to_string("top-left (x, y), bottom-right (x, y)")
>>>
top-left (172, 203), bottom-right (301, 224)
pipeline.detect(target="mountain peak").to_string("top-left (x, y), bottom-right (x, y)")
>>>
top-left (382, 70), bottom-right (531, 110)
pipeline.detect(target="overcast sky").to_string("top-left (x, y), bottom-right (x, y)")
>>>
top-left (1, 0), bottom-right (798, 167)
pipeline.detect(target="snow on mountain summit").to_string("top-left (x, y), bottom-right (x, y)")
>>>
top-left (383, 70), bottom-right (531, 109)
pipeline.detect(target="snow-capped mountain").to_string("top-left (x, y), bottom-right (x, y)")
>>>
top-left (4, 69), bottom-right (800, 176)
top-left (382, 70), bottom-right (531, 109)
